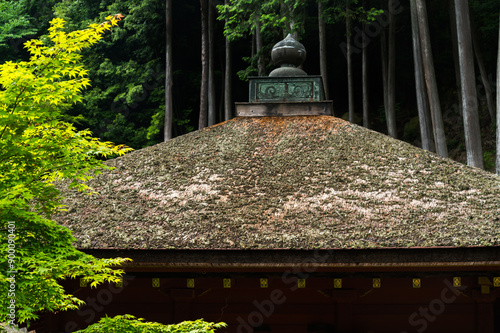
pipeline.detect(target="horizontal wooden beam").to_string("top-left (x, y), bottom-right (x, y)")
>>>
top-left (235, 101), bottom-right (333, 117)
top-left (83, 247), bottom-right (500, 273)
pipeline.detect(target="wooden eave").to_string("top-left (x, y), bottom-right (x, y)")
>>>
top-left (84, 246), bottom-right (500, 274)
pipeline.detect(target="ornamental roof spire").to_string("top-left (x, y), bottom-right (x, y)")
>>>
top-left (269, 34), bottom-right (307, 77)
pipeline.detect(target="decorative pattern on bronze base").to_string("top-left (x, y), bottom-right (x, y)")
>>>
top-left (249, 76), bottom-right (325, 103)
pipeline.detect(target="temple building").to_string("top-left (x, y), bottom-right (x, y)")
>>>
top-left (43, 35), bottom-right (500, 333)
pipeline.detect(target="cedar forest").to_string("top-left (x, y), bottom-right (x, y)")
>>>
top-left (0, 0), bottom-right (499, 331)
top-left (1, 0), bottom-right (499, 170)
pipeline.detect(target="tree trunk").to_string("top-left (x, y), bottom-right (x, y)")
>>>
top-left (381, 26), bottom-right (388, 128)
top-left (362, 21), bottom-right (369, 128)
top-left (165, 0), bottom-right (173, 141)
top-left (346, 8), bottom-right (354, 124)
top-left (255, 17), bottom-right (265, 76)
top-left (471, 15), bottom-right (496, 121)
top-left (208, 0), bottom-right (216, 126)
top-left (289, 2), bottom-right (305, 42)
top-left (280, 0), bottom-right (296, 38)
top-left (219, 73), bottom-right (224, 122)
top-left (224, 0), bottom-right (232, 121)
top-left (318, 1), bottom-right (330, 100)
top-left (449, 0), bottom-right (463, 117)
top-left (415, 0), bottom-right (448, 157)
top-left (454, 0), bottom-right (483, 169)
top-left (251, 33), bottom-right (255, 60)
top-left (496, 12), bottom-right (500, 175)
top-left (198, 0), bottom-right (208, 130)
top-left (410, 0), bottom-right (434, 152)
top-left (385, 0), bottom-right (397, 138)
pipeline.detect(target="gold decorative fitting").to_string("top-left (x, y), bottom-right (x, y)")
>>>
top-left (298, 279), bottom-right (306, 288)
top-left (187, 278), bottom-right (195, 288)
top-left (152, 278), bottom-right (160, 288)
top-left (79, 278), bottom-right (87, 288)
top-left (260, 278), bottom-right (268, 288)
top-left (493, 277), bottom-right (500, 287)
top-left (481, 285), bottom-right (490, 294)
top-left (478, 277), bottom-right (491, 285)
top-left (373, 278), bottom-right (381, 288)
top-left (478, 277), bottom-right (491, 294)
top-left (334, 278), bottom-right (342, 289)
top-left (453, 277), bottom-right (461, 287)
top-left (223, 278), bottom-right (231, 288)
top-left (412, 278), bottom-right (421, 288)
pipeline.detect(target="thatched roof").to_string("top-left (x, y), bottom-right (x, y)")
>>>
top-left (55, 116), bottom-right (500, 250)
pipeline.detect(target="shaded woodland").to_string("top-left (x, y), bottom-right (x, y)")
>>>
top-left (0, 0), bottom-right (499, 172)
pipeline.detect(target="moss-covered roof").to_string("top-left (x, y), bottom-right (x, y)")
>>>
top-left (55, 116), bottom-right (500, 250)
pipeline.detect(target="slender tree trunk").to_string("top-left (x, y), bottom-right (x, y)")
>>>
top-left (280, 0), bottom-right (296, 38)
top-left (386, 0), bottom-right (397, 138)
top-left (454, 0), bottom-right (483, 169)
top-left (219, 74), bottom-right (224, 121)
top-left (224, 0), bottom-right (232, 121)
top-left (415, 0), bottom-right (448, 157)
top-left (410, 0), bottom-right (434, 152)
top-left (280, 0), bottom-right (287, 38)
top-left (496, 13), bottom-right (500, 175)
top-left (165, 0), bottom-right (173, 140)
top-left (346, 8), bottom-right (355, 123)
top-left (289, 3), bottom-right (305, 42)
top-left (381, 27), bottom-right (388, 127)
top-left (251, 33), bottom-right (255, 60)
top-left (362, 21), bottom-right (369, 128)
top-left (198, 0), bottom-right (208, 129)
top-left (380, 0), bottom-right (389, 135)
top-left (471, 16), bottom-right (496, 121)
top-left (255, 17), bottom-right (265, 76)
top-left (318, 1), bottom-right (330, 100)
top-left (449, 0), bottom-right (463, 117)
top-left (208, 0), bottom-right (216, 126)
top-left (289, 15), bottom-right (298, 40)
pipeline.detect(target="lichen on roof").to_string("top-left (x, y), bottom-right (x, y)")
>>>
top-left (55, 116), bottom-right (500, 250)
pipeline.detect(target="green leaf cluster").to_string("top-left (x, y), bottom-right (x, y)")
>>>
top-left (321, 0), bottom-right (384, 25)
top-left (217, 0), bottom-right (307, 41)
top-left (53, 0), bottom-right (171, 148)
top-left (0, 15), bottom-right (132, 327)
top-left (2, 0), bottom-right (197, 146)
top-left (75, 315), bottom-right (227, 333)
top-left (0, 211), bottom-right (129, 326)
top-left (0, 0), bottom-right (37, 47)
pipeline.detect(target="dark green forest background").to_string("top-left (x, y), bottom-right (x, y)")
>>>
top-left (0, 0), bottom-right (499, 170)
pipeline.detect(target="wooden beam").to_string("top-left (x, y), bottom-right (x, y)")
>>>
top-left (235, 101), bottom-right (333, 117)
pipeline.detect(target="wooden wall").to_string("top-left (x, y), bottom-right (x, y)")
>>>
top-left (37, 274), bottom-right (500, 333)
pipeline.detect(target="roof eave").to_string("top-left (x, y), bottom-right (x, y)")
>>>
top-left (83, 246), bottom-right (500, 273)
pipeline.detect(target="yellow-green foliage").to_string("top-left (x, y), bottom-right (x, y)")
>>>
top-left (0, 15), bottom-right (132, 328)
top-left (76, 315), bottom-right (227, 333)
